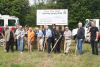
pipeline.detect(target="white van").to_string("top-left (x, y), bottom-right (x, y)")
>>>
top-left (0, 14), bottom-right (19, 46)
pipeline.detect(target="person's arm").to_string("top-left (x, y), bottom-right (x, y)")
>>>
top-left (82, 28), bottom-right (85, 39)
top-left (69, 30), bottom-right (72, 39)
top-left (15, 30), bottom-right (18, 36)
top-left (1, 32), bottom-right (4, 39)
top-left (88, 27), bottom-right (92, 42)
top-left (21, 30), bottom-right (25, 38)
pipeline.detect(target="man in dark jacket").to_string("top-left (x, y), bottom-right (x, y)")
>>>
top-left (76, 22), bottom-right (85, 54)
top-left (54, 26), bottom-right (62, 53)
top-left (9, 28), bottom-right (15, 52)
top-left (89, 22), bottom-right (99, 55)
top-left (51, 24), bottom-right (56, 52)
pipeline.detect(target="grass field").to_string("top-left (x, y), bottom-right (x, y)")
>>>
top-left (0, 41), bottom-right (100, 67)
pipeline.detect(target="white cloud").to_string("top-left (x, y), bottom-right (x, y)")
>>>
top-left (29, 0), bottom-right (48, 6)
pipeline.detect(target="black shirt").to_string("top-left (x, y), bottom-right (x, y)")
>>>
top-left (90, 27), bottom-right (98, 39)
top-left (51, 28), bottom-right (56, 39)
top-left (77, 27), bottom-right (85, 39)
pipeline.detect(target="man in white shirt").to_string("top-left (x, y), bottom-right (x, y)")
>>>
top-left (44, 25), bottom-right (52, 54)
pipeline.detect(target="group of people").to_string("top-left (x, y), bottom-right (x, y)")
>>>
top-left (0, 24), bottom-right (35, 53)
top-left (76, 21), bottom-right (100, 55)
top-left (0, 21), bottom-right (100, 55)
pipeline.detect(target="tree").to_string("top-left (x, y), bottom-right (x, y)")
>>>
top-left (53, 0), bottom-right (100, 29)
top-left (1, 0), bottom-right (100, 28)
top-left (26, 0), bottom-right (100, 28)
top-left (0, 0), bottom-right (30, 26)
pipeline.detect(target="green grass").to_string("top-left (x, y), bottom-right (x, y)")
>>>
top-left (0, 41), bottom-right (100, 67)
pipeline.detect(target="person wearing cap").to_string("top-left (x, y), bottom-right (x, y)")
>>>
top-left (63, 26), bottom-right (72, 54)
top-left (76, 22), bottom-right (85, 55)
top-left (28, 27), bottom-right (35, 53)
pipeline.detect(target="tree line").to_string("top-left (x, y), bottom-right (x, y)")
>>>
top-left (0, 0), bottom-right (100, 29)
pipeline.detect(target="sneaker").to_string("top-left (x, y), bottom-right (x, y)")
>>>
top-left (48, 53), bottom-right (51, 57)
top-left (20, 52), bottom-right (23, 54)
top-left (4, 49), bottom-right (6, 52)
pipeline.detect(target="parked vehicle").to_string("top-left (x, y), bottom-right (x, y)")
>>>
top-left (0, 14), bottom-right (19, 46)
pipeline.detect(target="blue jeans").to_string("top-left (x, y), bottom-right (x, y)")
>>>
top-left (20, 38), bottom-right (24, 52)
top-left (90, 39), bottom-right (98, 55)
top-left (17, 38), bottom-right (20, 51)
top-left (17, 38), bottom-right (24, 52)
top-left (47, 37), bottom-right (52, 53)
top-left (77, 39), bottom-right (83, 54)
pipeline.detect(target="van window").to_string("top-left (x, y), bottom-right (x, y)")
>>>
top-left (8, 19), bottom-right (16, 26)
top-left (0, 19), bottom-right (4, 26)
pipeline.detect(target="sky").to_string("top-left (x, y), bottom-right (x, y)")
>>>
top-left (29, 0), bottom-right (48, 6)
top-left (29, 0), bottom-right (34, 6)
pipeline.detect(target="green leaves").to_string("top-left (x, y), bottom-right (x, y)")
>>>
top-left (53, 0), bottom-right (100, 29)
top-left (0, 0), bottom-right (30, 26)
top-left (0, 0), bottom-right (100, 27)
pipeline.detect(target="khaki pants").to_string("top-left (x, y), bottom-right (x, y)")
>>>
top-left (37, 37), bottom-right (44, 51)
top-left (37, 38), bottom-right (40, 50)
top-left (64, 39), bottom-right (71, 53)
top-left (28, 40), bottom-right (33, 52)
top-left (39, 38), bottom-right (44, 50)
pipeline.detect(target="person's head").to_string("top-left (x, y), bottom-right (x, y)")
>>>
top-left (56, 26), bottom-right (59, 31)
top-left (65, 26), bottom-right (69, 31)
top-left (40, 25), bottom-right (43, 30)
top-left (29, 27), bottom-right (33, 32)
top-left (5, 25), bottom-right (9, 30)
top-left (10, 28), bottom-right (12, 32)
top-left (91, 21), bottom-right (96, 27)
top-left (78, 22), bottom-right (83, 28)
top-left (19, 26), bottom-right (22, 30)
top-left (44, 25), bottom-right (48, 30)
top-left (35, 27), bottom-right (39, 31)
top-left (52, 24), bottom-right (56, 29)
top-left (10, 27), bottom-right (15, 32)
top-left (16, 23), bottom-right (20, 29)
